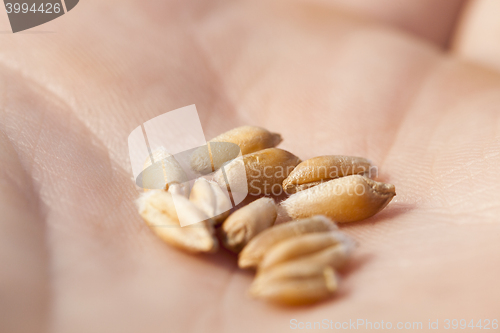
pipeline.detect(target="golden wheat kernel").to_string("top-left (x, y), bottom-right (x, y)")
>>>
top-left (211, 126), bottom-right (282, 155)
top-left (282, 155), bottom-right (372, 194)
top-left (220, 197), bottom-right (277, 253)
top-left (281, 175), bottom-right (395, 223)
top-left (250, 262), bottom-right (337, 306)
top-left (214, 148), bottom-right (301, 196)
top-left (137, 190), bottom-right (218, 253)
top-left (271, 242), bottom-right (354, 273)
top-left (189, 178), bottom-right (232, 225)
top-left (190, 126), bottom-right (282, 173)
top-left (238, 215), bottom-right (337, 269)
top-left (258, 231), bottom-right (354, 271)
top-left (253, 256), bottom-right (334, 286)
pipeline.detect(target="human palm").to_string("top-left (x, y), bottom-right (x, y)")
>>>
top-left (1, 1), bottom-right (499, 332)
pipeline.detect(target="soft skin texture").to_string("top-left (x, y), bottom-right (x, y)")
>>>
top-left (1, 0), bottom-right (500, 332)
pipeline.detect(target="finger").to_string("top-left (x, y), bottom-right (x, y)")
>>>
top-left (451, 0), bottom-right (500, 72)
top-left (303, 0), bottom-right (467, 47)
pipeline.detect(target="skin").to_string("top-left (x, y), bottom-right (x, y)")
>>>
top-left (1, 0), bottom-right (499, 332)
